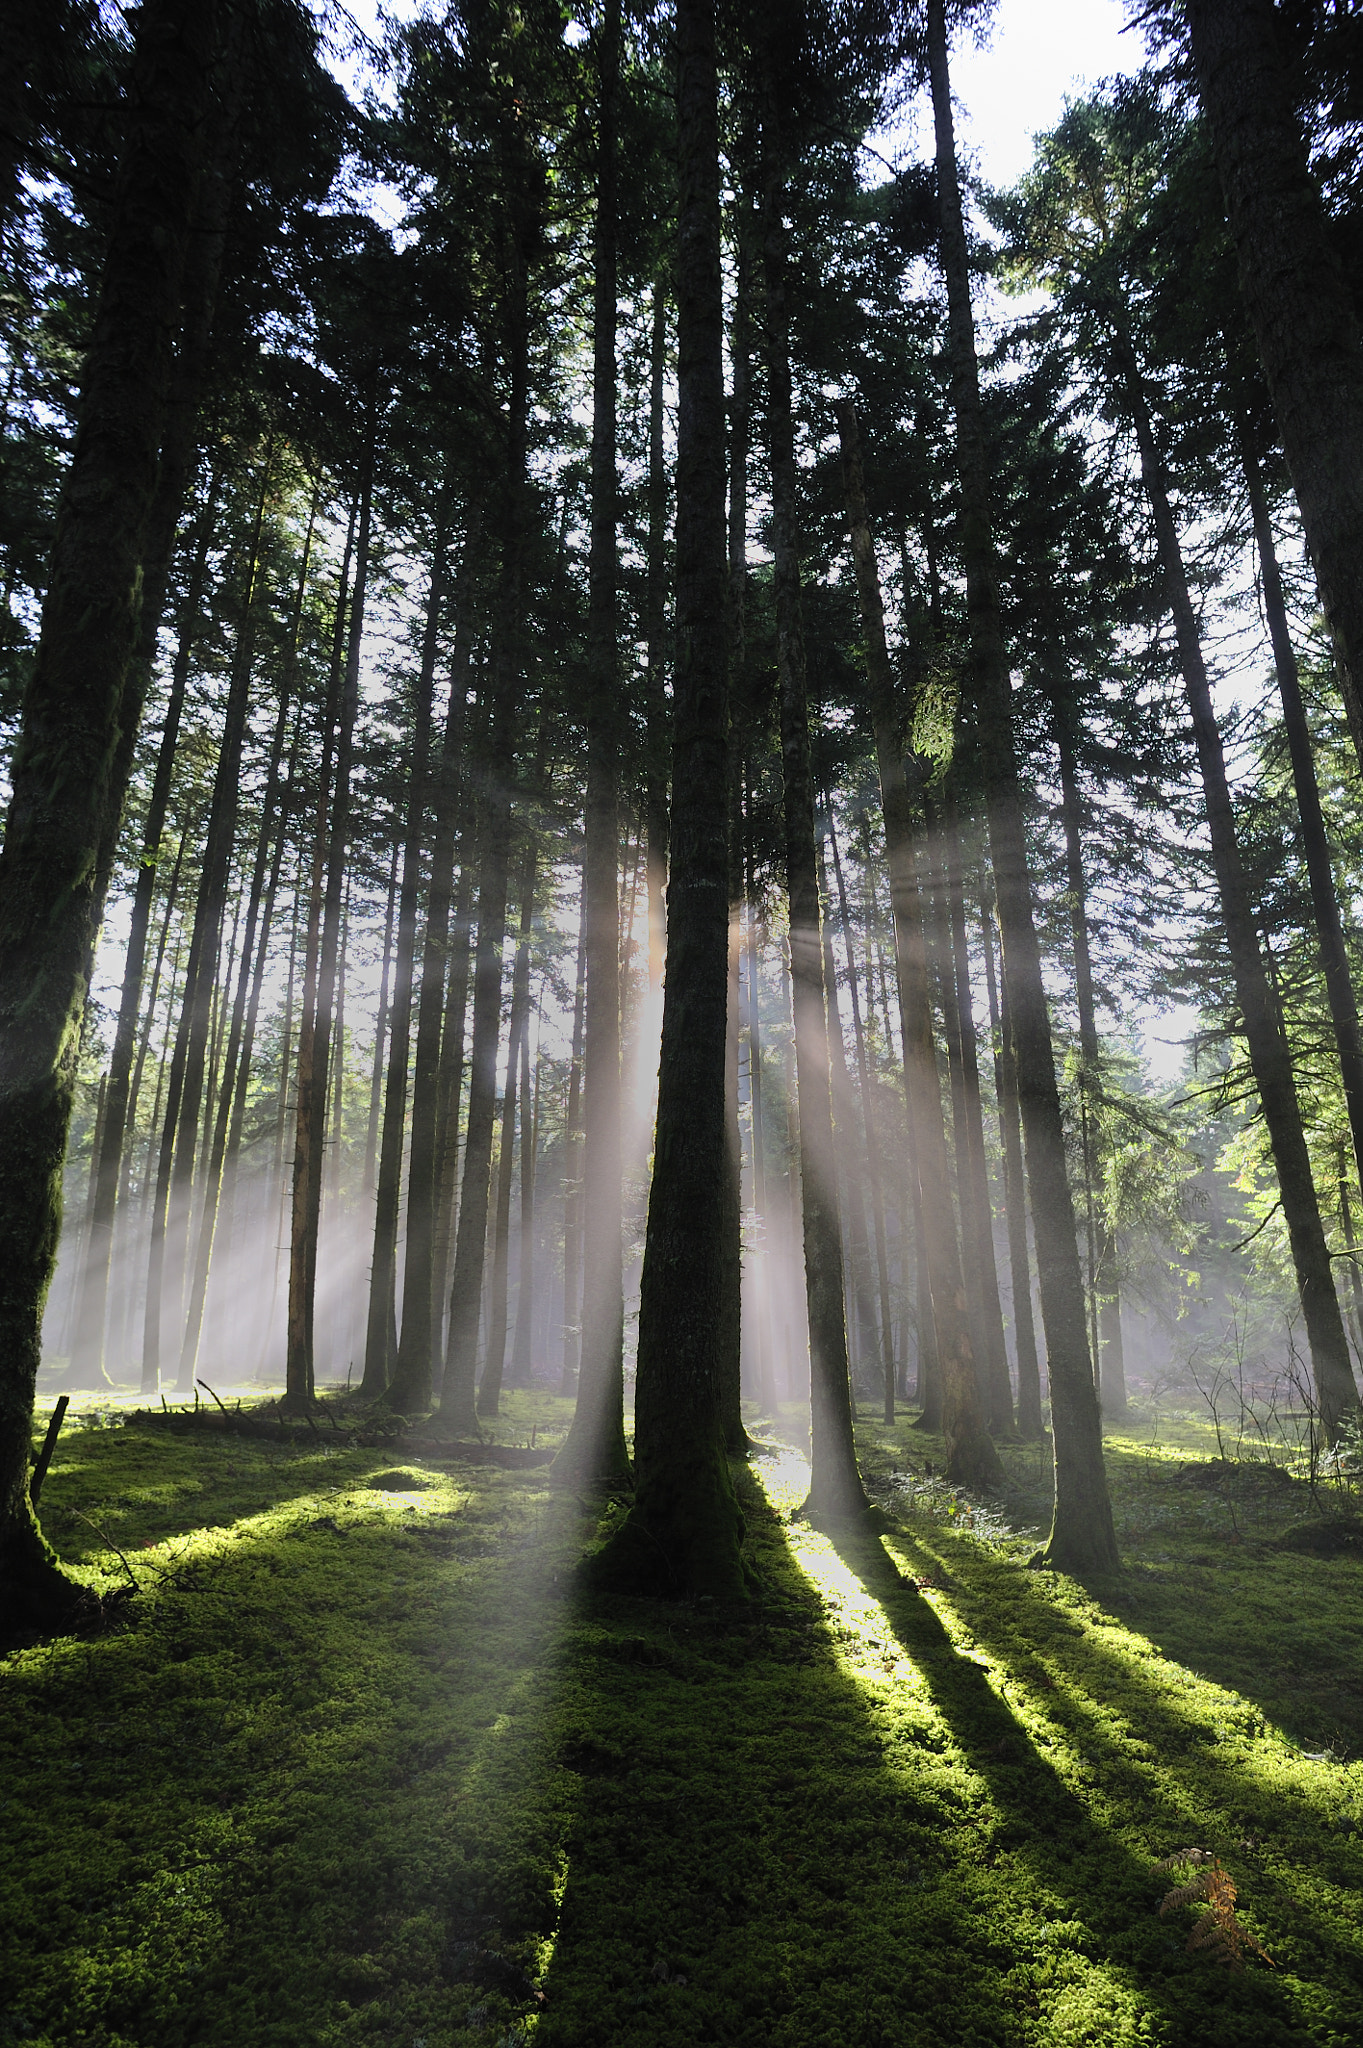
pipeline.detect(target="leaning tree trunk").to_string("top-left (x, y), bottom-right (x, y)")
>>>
top-left (0, 0), bottom-right (221, 1631)
top-left (764, 157), bottom-right (868, 1525)
top-left (555, 0), bottom-right (629, 1483)
top-left (834, 396), bottom-right (999, 1487)
top-left (1184, 0), bottom-right (1363, 769)
top-left (592, 0), bottom-right (747, 1598)
top-left (1113, 327), bottom-right (1360, 1437)
top-left (928, 0), bottom-right (1115, 1566)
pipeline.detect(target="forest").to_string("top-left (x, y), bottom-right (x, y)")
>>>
top-left (2, 0), bottom-right (1363, 2040)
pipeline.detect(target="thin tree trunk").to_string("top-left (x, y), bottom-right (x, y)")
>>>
top-left (386, 524), bottom-right (478, 1413)
top-left (827, 811), bottom-right (896, 1421)
top-left (282, 453), bottom-right (367, 1412)
top-left (980, 890), bottom-right (1044, 1439)
top-left (436, 269), bottom-right (531, 1438)
top-left (478, 841), bottom-right (536, 1417)
top-left (73, 487), bottom-right (219, 1378)
top-left (644, 281), bottom-right (670, 992)
top-left (559, 920), bottom-right (587, 1398)
top-left (818, 829), bottom-right (882, 1396)
top-left (1184, 0), bottom-right (1363, 766)
top-left (764, 154), bottom-right (868, 1524)
top-left (178, 570), bottom-right (300, 1389)
top-left (928, 0), bottom-right (1113, 1561)
top-left (1114, 322), bottom-right (1360, 1436)
top-left (942, 803), bottom-right (1015, 1435)
top-left (833, 395), bottom-right (998, 1485)
top-left (594, 0), bottom-right (747, 1596)
top-left (509, 1009), bottom-right (536, 1385)
top-left (363, 844), bottom-right (400, 1199)
top-left (556, 1), bottom-right (629, 1481)
top-left (1243, 440), bottom-right (1363, 1199)
top-left (362, 532), bottom-right (448, 1395)
top-left (162, 457), bottom-right (273, 1393)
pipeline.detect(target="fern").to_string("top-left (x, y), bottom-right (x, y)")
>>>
top-left (1153, 1849), bottom-right (1274, 1970)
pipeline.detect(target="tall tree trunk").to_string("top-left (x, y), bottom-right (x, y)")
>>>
top-left (644, 280), bottom-right (670, 997)
top-left (436, 273), bottom-right (531, 1438)
top-left (928, 0), bottom-right (1113, 1563)
top-left (818, 830), bottom-right (882, 1396)
top-left (509, 1014), bottom-right (536, 1386)
top-left (1047, 697), bottom-right (1124, 1422)
top-left (593, 0), bottom-right (746, 1596)
top-left (73, 485), bottom-right (220, 1380)
top-left (283, 430), bottom-right (372, 1412)
top-left (980, 890), bottom-right (1044, 1439)
top-left (1242, 439), bottom-right (1363, 1200)
top-left (178, 576), bottom-right (299, 1389)
top-left (1184, 0), bottom-right (1363, 767)
top-left (1113, 325), bottom-right (1360, 1436)
top-left (764, 157), bottom-right (867, 1524)
top-left (386, 523), bottom-right (477, 1414)
top-left (833, 396), bottom-right (998, 1485)
top-left (0, 0), bottom-right (222, 1628)
top-left (361, 533), bottom-right (448, 1395)
top-left (942, 804), bottom-right (1015, 1435)
top-left (827, 812), bottom-right (896, 1421)
top-left (478, 841), bottom-right (536, 1417)
top-left (556, 1), bottom-right (629, 1482)
top-left (559, 920), bottom-right (587, 1398)
top-left (363, 845), bottom-right (400, 1199)
top-left (146, 458), bottom-right (272, 1394)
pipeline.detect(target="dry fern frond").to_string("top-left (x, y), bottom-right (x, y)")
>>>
top-left (1152, 1852), bottom-right (1274, 1971)
top-left (1152, 1847), bottom-right (1212, 1873)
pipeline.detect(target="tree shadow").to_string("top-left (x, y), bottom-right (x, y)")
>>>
top-left (843, 1518), bottom-right (1363, 2025)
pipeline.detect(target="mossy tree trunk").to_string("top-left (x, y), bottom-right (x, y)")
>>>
top-left (0, 0), bottom-right (222, 1633)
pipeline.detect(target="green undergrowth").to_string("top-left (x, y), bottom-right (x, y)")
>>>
top-left (2, 1396), bottom-right (1361, 2045)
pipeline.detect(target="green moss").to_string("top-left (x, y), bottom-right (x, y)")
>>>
top-left (2, 1396), bottom-right (1361, 2045)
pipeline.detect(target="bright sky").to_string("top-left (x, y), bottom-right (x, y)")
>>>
top-left (941, 0), bottom-right (1143, 188)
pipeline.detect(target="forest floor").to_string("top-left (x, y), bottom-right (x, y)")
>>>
top-left (4, 1385), bottom-right (1362, 2047)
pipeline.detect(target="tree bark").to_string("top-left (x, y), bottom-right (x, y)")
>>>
top-left (833, 396), bottom-right (998, 1485)
top-left (0, 0), bottom-right (221, 1630)
top-left (826, 811), bottom-right (896, 1421)
top-left (644, 280), bottom-right (670, 993)
top-left (436, 275), bottom-right (531, 1438)
top-left (980, 890), bottom-right (1045, 1439)
top-left (361, 534), bottom-right (448, 1395)
top-left (559, 919), bottom-right (587, 1398)
top-left (386, 526), bottom-right (477, 1414)
top-left (73, 483), bottom-right (220, 1381)
top-left (592, 0), bottom-right (747, 1596)
top-left (477, 841), bottom-right (536, 1417)
top-left (556, 0), bottom-right (629, 1482)
top-left (928, 0), bottom-right (1113, 1562)
top-left (1243, 440), bottom-right (1363, 1203)
top-left (764, 165), bottom-right (868, 1524)
top-left (1115, 325), bottom-right (1360, 1436)
top-left (1184, 0), bottom-right (1363, 768)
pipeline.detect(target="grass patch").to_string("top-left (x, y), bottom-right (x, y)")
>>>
top-left (2, 1395), bottom-right (1361, 2044)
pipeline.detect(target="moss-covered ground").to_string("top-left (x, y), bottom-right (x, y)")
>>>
top-left (4, 1390), bottom-right (1362, 2046)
